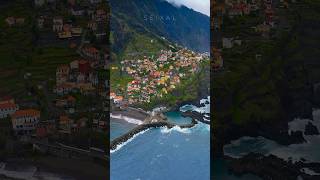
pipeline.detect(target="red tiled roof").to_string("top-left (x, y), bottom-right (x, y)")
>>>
top-left (79, 59), bottom-right (89, 64)
top-left (12, 109), bottom-right (40, 118)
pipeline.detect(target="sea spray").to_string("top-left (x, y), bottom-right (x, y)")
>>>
top-left (161, 122), bottom-right (210, 135)
top-left (224, 110), bottom-right (320, 163)
top-left (110, 118), bottom-right (210, 180)
top-left (160, 126), bottom-right (192, 134)
top-left (300, 168), bottom-right (320, 176)
top-left (180, 96), bottom-right (210, 115)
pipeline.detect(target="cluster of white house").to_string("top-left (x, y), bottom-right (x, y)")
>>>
top-left (0, 98), bottom-right (40, 135)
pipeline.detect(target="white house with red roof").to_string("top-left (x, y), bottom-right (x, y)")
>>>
top-left (11, 109), bottom-right (40, 135)
top-left (0, 101), bottom-right (19, 119)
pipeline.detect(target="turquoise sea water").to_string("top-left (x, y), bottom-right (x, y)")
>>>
top-left (110, 97), bottom-right (261, 179)
top-left (164, 111), bottom-right (192, 125)
top-left (110, 97), bottom-right (211, 180)
top-left (110, 121), bottom-right (210, 180)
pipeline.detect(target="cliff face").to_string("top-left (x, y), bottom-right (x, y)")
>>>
top-left (213, 1), bottom-right (320, 153)
top-left (110, 0), bottom-right (210, 54)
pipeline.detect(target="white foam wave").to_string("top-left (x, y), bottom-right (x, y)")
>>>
top-left (200, 96), bottom-right (210, 105)
top-left (110, 113), bottom-right (143, 125)
top-left (110, 129), bottom-right (150, 154)
top-left (160, 126), bottom-right (192, 134)
top-left (160, 122), bottom-right (210, 135)
top-left (301, 168), bottom-right (320, 175)
top-left (223, 109), bottom-right (320, 163)
top-left (180, 96), bottom-right (210, 115)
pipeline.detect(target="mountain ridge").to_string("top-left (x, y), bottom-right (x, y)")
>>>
top-left (110, 0), bottom-right (210, 56)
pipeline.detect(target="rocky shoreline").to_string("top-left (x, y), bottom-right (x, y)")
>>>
top-left (111, 110), bottom-right (148, 121)
top-left (110, 117), bottom-right (198, 151)
top-left (181, 110), bottom-right (210, 125)
top-left (0, 156), bottom-right (108, 180)
top-left (110, 92), bottom-right (210, 151)
top-left (226, 153), bottom-right (320, 180)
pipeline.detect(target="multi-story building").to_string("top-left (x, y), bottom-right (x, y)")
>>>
top-left (11, 109), bottom-right (40, 135)
top-left (0, 101), bottom-right (19, 119)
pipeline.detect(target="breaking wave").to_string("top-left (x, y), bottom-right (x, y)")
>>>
top-left (180, 96), bottom-right (210, 115)
top-left (110, 113), bottom-right (143, 125)
top-left (110, 129), bottom-right (151, 154)
top-left (224, 109), bottom-right (320, 163)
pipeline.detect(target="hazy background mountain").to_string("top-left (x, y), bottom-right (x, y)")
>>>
top-left (110, 0), bottom-right (210, 59)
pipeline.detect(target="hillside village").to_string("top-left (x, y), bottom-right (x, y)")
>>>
top-left (0, 0), bottom-right (109, 152)
top-left (212, 0), bottom-right (294, 70)
top-left (110, 48), bottom-right (209, 108)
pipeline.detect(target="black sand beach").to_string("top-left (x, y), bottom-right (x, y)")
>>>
top-left (1, 156), bottom-right (108, 180)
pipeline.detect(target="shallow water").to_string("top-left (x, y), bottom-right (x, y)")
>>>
top-left (165, 111), bottom-right (192, 125)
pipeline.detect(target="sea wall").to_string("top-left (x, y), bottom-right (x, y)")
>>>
top-left (110, 119), bottom-right (198, 151)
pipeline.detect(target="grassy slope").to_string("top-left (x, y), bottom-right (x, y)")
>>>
top-left (214, 0), bottom-right (320, 136)
top-left (0, 1), bottom-right (79, 98)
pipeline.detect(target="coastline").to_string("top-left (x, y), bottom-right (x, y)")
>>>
top-left (225, 153), bottom-right (320, 180)
top-left (111, 108), bottom-right (149, 122)
top-left (0, 156), bottom-right (108, 180)
top-left (222, 109), bottom-right (320, 179)
top-left (110, 94), bottom-right (210, 152)
top-left (110, 119), bottom-right (198, 151)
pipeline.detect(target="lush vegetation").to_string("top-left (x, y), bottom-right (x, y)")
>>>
top-left (213, 0), bottom-right (320, 132)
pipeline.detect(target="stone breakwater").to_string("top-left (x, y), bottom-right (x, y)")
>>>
top-left (110, 114), bottom-right (198, 151)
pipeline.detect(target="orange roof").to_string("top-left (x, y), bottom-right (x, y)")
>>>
top-left (67, 95), bottom-right (76, 102)
top-left (12, 109), bottom-right (40, 118)
top-left (60, 115), bottom-right (70, 123)
top-left (115, 96), bottom-right (123, 101)
top-left (0, 102), bottom-right (16, 110)
top-left (84, 46), bottom-right (99, 53)
top-left (79, 59), bottom-right (88, 64)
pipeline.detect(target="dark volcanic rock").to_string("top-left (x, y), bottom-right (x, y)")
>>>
top-left (181, 110), bottom-right (210, 125)
top-left (289, 131), bottom-right (306, 144)
top-left (110, 119), bottom-right (198, 150)
top-left (305, 122), bottom-right (319, 135)
top-left (227, 153), bottom-right (320, 180)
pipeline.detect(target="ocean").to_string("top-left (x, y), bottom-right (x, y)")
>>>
top-left (110, 97), bottom-right (211, 180)
top-left (224, 109), bottom-right (320, 163)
